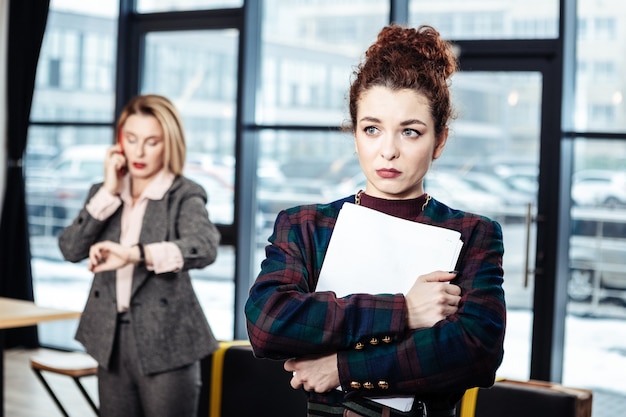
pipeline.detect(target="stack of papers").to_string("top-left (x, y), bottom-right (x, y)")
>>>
top-left (317, 203), bottom-right (463, 296)
top-left (316, 202), bottom-right (464, 413)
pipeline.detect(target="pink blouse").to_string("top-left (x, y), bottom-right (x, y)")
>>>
top-left (86, 170), bottom-right (184, 311)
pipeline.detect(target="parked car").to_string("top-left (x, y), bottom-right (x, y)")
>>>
top-left (26, 144), bottom-right (107, 235)
top-left (23, 144), bottom-right (59, 176)
top-left (27, 144), bottom-right (240, 235)
top-left (424, 171), bottom-right (507, 219)
top-left (498, 168), bottom-right (538, 198)
top-left (571, 169), bottom-right (626, 208)
top-left (257, 177), bottom-right (334, 227)
top-left (279, 157), bottom-right (361, 183)
top-left (331, 170), bottom-right (506, 220)
top-left (460, 171), bottom-right (534, 207)
top-left (184, 167), bottom-right (234, 225)
top-left (568, 207), bottom-right (626, 302)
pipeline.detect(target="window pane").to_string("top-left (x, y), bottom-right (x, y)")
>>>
top-left (409, 0), bottom-right (558, 39)
top-left (192, 245), bottom-right (235, 341)
top-left (565, 138), bottom-right (626, 410)
top-left (26, 126), bottom-right (113, 348)
top-left (255, 129), bottom-right (358, 240)
top-left (143, 30), bottom-right (238, 225)
top-left (141, 30), bottom-right (239, 340)
top-left (136, 0), bottom-right (243, 13)
top-left (26, 128), bottom-right (111, 237)
top-left (31, 0), bottom-right (118, 122)
top-left (575, 0), bottom-right (626, 131)
top-left (441, 72), bottom-right (541, 381)
top-left (258, 0), bottom-right (389, 126)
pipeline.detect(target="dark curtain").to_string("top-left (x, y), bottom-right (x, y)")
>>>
top-left (0, 0), bottom-right (50, 348)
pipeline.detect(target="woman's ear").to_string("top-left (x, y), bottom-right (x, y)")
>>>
top-left (433, 128), bottom-right (449, 160)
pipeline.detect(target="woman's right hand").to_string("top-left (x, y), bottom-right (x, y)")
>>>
top-left (88, 240), bottom-right (139, 273)
top-left (405, 271), bottom-right (461, 329)
top-left (103, 144), bottom-right (127, 196)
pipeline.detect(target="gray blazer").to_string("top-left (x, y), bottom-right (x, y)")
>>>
top-left (58, 176), bottom-right (220, 375)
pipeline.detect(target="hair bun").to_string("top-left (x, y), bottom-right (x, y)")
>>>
top-left (367, 24), bottom-right (457, 80)
top-left (348, 24), bottom-right (457, 138)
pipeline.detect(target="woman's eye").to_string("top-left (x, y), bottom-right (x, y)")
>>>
top-left (364, 126), bottom-right (378, 135)
top-left (403, 128), bottom-right (420, 137)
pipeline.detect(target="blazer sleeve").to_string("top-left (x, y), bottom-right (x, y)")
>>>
top-left (165, 182), bottom-right (220, 271)
top-left (338, 216), bottom-right (505, 396)
top-left (58, 183), bottom-right (115, 263)
top-left (245, 205), bottom-right (408, 359)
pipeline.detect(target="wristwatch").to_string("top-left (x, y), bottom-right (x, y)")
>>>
top-left (135, 243), bottom-right (145, 264)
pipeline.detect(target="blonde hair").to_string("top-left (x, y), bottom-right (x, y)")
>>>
top-left (116, 94), bottom-right (186, 175)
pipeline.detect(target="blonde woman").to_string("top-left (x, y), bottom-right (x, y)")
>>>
top-left (59, 94), bottom-right (220, 417)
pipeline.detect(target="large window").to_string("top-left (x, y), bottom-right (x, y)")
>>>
top-left (564, 138), bottom-right (626, 406)
top-left (136, 0), bottom-right (243, 13)
top-left (142, 30), bottom-right (238, 226)
top-left (21, 2), bottom-right (626, 416)
top-left (409, 0), bottom-right (559, 39)
top-left (560, 2), bottom-right (626, 412)
top-left (140, 29), bottom-right (240, 340)
top-left (26, 0), bottom-right (120, 349)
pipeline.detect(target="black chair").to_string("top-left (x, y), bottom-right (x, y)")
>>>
top-left (199, 341), bottom-right (307, 417)
top-left (457, 378), bottom-right (592, 417)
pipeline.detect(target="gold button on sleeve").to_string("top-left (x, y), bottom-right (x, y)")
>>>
top-left (378, 381), bottom-right (389, 389)
top-left (369, 337), bottom-right (379, 345)
top-left (355, 342), bottom-right (365, 350)
top-left (350, 381), bottom-right (362, 389)
top-left (363, 382), bottom-right (375, 389)
top-left (382, 335), bottom-right (392, 343)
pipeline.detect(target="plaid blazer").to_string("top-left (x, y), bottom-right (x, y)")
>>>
top-left (245, 195), bottom-right (505, 409)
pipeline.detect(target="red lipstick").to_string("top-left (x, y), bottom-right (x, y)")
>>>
top-left (376, 168), bottom-right (401, 179)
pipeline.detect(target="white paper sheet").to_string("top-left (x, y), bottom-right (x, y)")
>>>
top-left (317, 203), bottom-right (463, 296)
top-left (366, 395), bottom-right (415, 412)
top-left (317, 202), bottom-right (464, 412)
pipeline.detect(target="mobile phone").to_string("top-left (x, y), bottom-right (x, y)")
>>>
top-left (118, 127), bottom-right (125, 155)
top-left (117, 128), bottom-right (127, 174)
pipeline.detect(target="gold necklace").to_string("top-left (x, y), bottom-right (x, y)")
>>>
top-left (355, 189), bottom-right (363, 205)
top-left (422, 194), bottom-right (432, 211)
top-left (355, 190), bottom-right (431, 211)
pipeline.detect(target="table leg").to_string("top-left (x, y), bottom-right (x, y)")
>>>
top-left (1, 329), bottom-right (5, 417)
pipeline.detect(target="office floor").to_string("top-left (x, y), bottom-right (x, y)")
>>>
top-left (4, 348), bottom-right (98, 417)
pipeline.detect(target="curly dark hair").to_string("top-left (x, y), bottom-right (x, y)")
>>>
top-left (348, 24), bottom-right (458, 139)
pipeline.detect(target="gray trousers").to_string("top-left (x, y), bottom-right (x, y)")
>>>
top-left (98, 313), bottom-right (201, 417)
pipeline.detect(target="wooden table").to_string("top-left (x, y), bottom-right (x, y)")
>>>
top-left (0, 297), bottom-right (81, 329)
top-left (0, 297), bottom-right (81, 417)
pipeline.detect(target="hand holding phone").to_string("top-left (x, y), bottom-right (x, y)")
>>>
top-left (117, 128), bottom-right (127, 174)
top-left (103, 129), bottom-right (127, 196)
top-left (118, 127), bottom-right (125, 154)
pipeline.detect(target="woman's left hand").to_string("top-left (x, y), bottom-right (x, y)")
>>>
top-left (88, 240), bottom-right (135, 272)
top-left (284, 353), bottom-right (339, 393)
